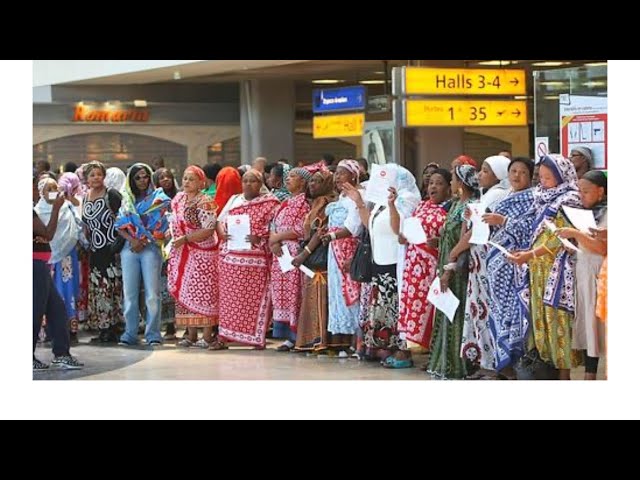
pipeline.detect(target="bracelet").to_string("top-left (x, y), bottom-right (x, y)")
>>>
top-left (330, 232), bottom-right (337, 241)
top-left (304, 246), bottom-right (313, 255)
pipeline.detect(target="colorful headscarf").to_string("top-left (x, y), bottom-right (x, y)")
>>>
top-left (455, 155), bottom-right (478, 168)
top-left (455, 164), bottom-right (479, 191)
top-left (214, 167), bottom-right (243, 212)
top-left (105, 167), bottom-right (126, 192)
top-left (304, 168), bottom-right (336, 235)
top-left (337, 159), bottom-right (360, 180)
top-left (289, 167), bottom-right (313, 182)
top-left (114, 163), bottom-right (170, 247)
top-left (185, 165), bottom-right (206, 184)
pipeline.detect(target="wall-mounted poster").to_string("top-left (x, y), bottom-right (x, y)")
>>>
top-left (559, 94), bottom-right (607, 169)
top-left (362, 121), bottom-right (395, 166)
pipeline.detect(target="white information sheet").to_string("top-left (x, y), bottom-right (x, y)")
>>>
top-left (227, 214), bottom-right (251, 251)
top-left (276, 245), bottom-right (296, 273)
top-left (468, 203), bottom-right (490, 245)
top-left (402, 217), bottom-right (427, 245)
top-left (364, 164), bottom-right (398, 206)
top-left (427, 277), bottom-right (460, 323)
top-left (562, 206), bottom-right (597, 233)
top-left (543, 219), bottom-right (580, 253)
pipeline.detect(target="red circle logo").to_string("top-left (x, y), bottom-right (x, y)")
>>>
top-left (380, 170), bottom-right (387, 177)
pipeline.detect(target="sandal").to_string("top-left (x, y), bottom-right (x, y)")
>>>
top-left (177, 338), bottom-right (194, 348)
top-left (208, 340), bottom-right (228, 351)
top-left (194, 338), bottom-right (211, 349)
top-left (382, 356), bottom-right (414, 369)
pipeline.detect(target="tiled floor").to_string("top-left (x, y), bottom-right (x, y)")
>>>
top-left (33, 334), bottom-right (607, 381)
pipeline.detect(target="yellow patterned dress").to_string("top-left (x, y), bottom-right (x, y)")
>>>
top-left (527, 212), bottom-right (580, 369)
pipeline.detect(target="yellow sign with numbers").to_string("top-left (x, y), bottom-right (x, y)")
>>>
top-left (404, 67), bottom-right (526, 95)
top-left (313, 113), bottom-right (365, 138)
top-left (404, 100), bottom-right (527, 127)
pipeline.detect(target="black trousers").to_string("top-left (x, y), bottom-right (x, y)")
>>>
top-left (33, 260), bottom-right (70, 357)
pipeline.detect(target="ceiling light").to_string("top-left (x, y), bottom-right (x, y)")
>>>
top-left (373, 71), bottom-right (386, 74)
top-left (133, 100), bottom-right (148, 107)
top-left (539, 81), bottom-right (566, 86)
top-left (359, 80), bottom-right (386, 85)
top-left (544, 95), bottom-right (560, 100)
top-left (513, 95), bottom-right (531, 100)
top-left (531, 61), bottom-right (570, 67)
top-left (584, 62), bottom-right (607, 67)
top-left (476, 60), bottom-right (518, 66)
top-left (311, 79), bottom-right (343, 84)
top-left (582, 81), bottom-right (606, 87)
top-left (173, 71), bottom-right (181, 80)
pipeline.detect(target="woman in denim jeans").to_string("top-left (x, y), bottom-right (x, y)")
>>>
top-left (115, 163), bottom-right (171, 347)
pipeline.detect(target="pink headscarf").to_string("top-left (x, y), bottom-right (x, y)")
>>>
top-left (337, 159), bottom-right (360, 179)
top-left (184, 165), bottom-right (206, 184)
top-left (58, 172), bottom-right (81, 197)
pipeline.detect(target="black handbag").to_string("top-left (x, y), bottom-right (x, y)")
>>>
top-left (349, 228), bottom-right (373, 283)
top-left (110, 235), bottom-right (125, 255)
top-left (301, 234), bottom-right (329, 271)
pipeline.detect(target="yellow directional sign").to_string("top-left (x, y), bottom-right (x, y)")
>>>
top-left (404, 100), bottom-right (527, 127)
top-left (313, 113), bottom-right (365, 139)
top-left (404, 67), bottom-right (526, 95)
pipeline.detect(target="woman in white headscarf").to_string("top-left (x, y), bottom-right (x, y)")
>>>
top-left (342, 163), bottom-right (421, 364)
top-left (459, 155), bottom-right (512, 378)
top-left (105, 167), bottom-right (127, 193)
top-left (34, 177), bottom-right (83, 341)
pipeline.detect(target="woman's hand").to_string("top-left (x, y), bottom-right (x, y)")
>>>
top-left (589, 227), bottom-right (607, 242)
top-left (320, 232), bottom-right (333, 245)
top-left (65, 194), bottom-right (80, 207)
top-left (388, 187), bottom-right (398, 208)
top-left (398, 233), bottom-right (407, 245)
top-left (510, 250), bottom-right (532, 265)
top-left (427, 237), bottom-right (440, 249)
top-left (268, 233), bottom-right (281, 247)
top-left (270, 242), bottom-right (283, 257)
top-left (440, 271), bottom-right (452, 293)
top-left (482, 213), bottom-right (506, 226)
top-left (172, 236), bottom-right (187, 249)
top-left (342, 182), bottom-right (363, 204)
top-left (292, 253), bottom-right (305, 268)
top-left (246, 234), bottom-right (260, 247)
top-left (557, 227), bottom-right (579, 239)
top-left (130, 237), bottom-right (146, 253)
top-left (463, 206), bottom-right (471, 221)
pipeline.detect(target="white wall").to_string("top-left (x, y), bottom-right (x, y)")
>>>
top-left (33, 60), bottom-right (204, 87)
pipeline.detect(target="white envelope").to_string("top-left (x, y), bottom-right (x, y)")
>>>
top-left (562, 206), bottom-right (597, 233)
top-left (299, 264), bottom-right (315, 278)
top-left (468, 202), bottom-right (490, 245)
top-left (276, 245), bottom-right (296, 273)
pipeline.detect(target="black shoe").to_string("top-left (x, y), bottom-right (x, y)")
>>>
top-left (51, 355), bottom-right (84, 370)
top-left (33, 357), bottom-right (49, 371)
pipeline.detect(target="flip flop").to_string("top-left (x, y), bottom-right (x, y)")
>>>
top-left (382, 356), bottom-right (414, 369)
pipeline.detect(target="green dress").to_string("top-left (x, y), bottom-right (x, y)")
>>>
top-left (427, 198), bottom-right (472, 379)
top-left (527, 212), bottom-right (580, 369)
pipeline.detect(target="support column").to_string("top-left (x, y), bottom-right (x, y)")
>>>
top-left (415, 127), bottom-right (465, 173)
top-left (240, 79), bottom-right (296, 165)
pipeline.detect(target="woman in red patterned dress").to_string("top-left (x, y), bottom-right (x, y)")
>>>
top-left (394, 169), bottom-right (451, 364)
top-left (216, 169), bottom-right (280, 349)
top-left (167, 166), bottom-right (219, 348)
top-left (269, 167), bottom-right (312, 351)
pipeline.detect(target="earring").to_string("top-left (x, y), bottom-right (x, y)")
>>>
top-left (457, 188), bottom-right (464, 196)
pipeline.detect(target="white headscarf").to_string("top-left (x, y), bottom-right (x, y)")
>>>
top-left (105, 167), bottom-right (126, 192)
top-left (34, 178), bottom-right (81, 264)
top-left (387, 164), bottom-right (421, 217)
top-left (482, 155), bottom-right (512, 211)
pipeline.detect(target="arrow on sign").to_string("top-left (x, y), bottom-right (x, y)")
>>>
top-left (510, 78), bottom-right (519, 86)
top-left (511, 109), bottom-right (521, 117)
top-left (497, 110), bottom-right (505, 116)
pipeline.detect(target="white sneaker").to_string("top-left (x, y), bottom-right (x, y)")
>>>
top-left (338, 350), bottom-right (349, 358)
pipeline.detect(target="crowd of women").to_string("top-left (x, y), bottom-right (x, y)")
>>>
top-left (32, 148), bottom-right (608, 380)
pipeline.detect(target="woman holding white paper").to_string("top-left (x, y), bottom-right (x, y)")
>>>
top-left (345, 164), bottom-right (421, 366)
top-left (216, 169), bottom-right (280, 349)
top-left (268, 167), bottom-right (312, 352)
top-left (393, 169), bottom-right (451, 365)
top-left (167, 166), bottom-right (219, 348)
top-left (485, 157), bottom-right (535, 375)
top-left (459, 155), bottom-right (511, 378)
top-left (510, 155), bottom-right (583, 380)
top-left (557, 170), bottom-right (607, 379)
top-left (427, 165), bottom-right (479, 379)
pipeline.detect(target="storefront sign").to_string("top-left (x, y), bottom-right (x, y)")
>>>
top-left (72, 105), bottom-right (150, 122)
top-left (313, 113), bottom-right (365, 138)
top-left (401, 67), bottom-right (526, 96)
top-left (559, 95), bottom-right (607, 169)
top-left (403, 99), bottom-right (527, 127)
